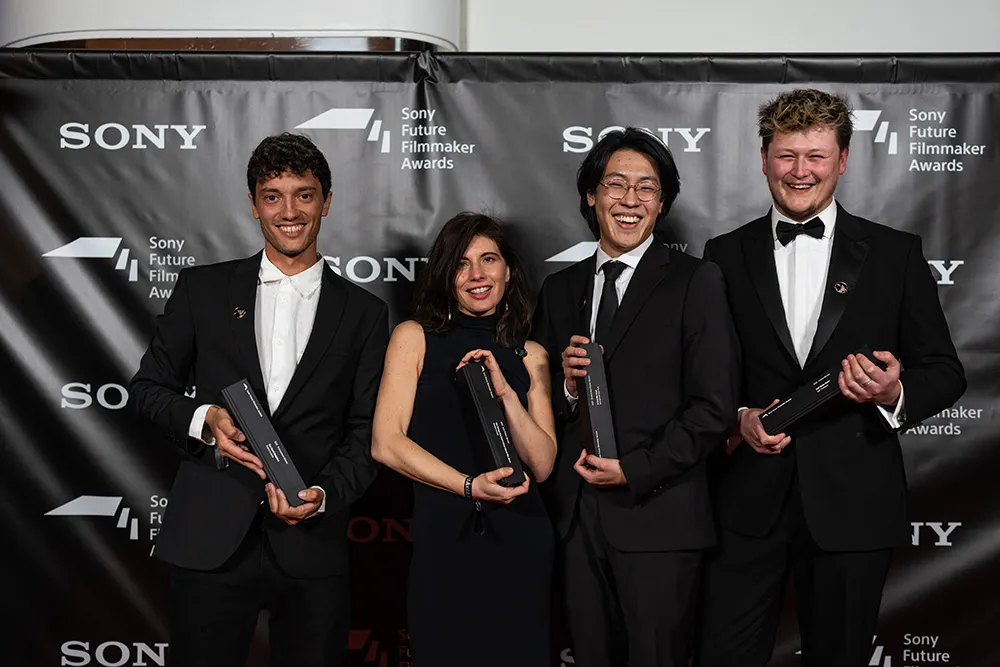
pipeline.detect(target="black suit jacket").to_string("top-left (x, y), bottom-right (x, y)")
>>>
top-left (130, 252), bottom-right (389, 577)
top-left (704, 205), bottom-right (966, 551)
top-left (532, 242), bottom-right (740, 552)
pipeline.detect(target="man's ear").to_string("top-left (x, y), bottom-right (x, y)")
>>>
top-left (248, 192), bottom-right (260, 220)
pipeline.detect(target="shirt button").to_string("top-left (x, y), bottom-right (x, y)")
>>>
top-left (276, 339), bottom-right (283, 347)
top-left (280, 295), bottom-right (289, 303)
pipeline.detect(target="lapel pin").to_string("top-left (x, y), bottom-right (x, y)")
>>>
top-left (833, 281), bottom-right (849, 295)
top-left (233, 307), bottom-right (247, 319)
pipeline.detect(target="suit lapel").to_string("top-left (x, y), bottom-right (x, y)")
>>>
top-left (602, 242), bottom-right (671, 361)
top-left (743, 216), bottom-right (799, 367)
top-left (804, 205), bottom-right (870, 368)
top-left (271, 263), bottom-right (348, 419)
top-left (575, 255), bottom-right (596, 337)
top-left (229, 252), bottom-right (267, 405)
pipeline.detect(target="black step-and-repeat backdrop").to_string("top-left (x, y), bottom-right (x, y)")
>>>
top-left (1, 52), bottom-right (997, 667)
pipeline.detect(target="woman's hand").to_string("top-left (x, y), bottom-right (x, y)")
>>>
top-left (471, 467), bottom-right (530, 504)
top-left (457, 349), bottom-right (510, 399)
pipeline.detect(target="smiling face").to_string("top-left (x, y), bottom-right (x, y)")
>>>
top-left (586, 149), bottom-right (664, 257)
top-left (762, 126), bottom-right (848, 222)
top-left (249, 169), bottom-right (331, 272)
top-left (453, 234), bottom-right (510, 317)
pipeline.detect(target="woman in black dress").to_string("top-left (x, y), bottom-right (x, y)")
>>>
top-left (372, 212), bottom-right (557, 667)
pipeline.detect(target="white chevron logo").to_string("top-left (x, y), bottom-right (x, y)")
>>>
top-left (43, 237), bottom-right (139, 281)
top-left (546, 241), bottom-right (599, 263)
top-left (296, 107), bottom-right (391, 154)
top-left (853, 109), bottom-right (898, 155)
top-left (46, 495), bottom-right (140, 541)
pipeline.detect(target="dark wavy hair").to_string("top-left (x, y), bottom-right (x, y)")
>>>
top-left (246, 133), bottom-right (332, 201)
top-left (413, 213), bottom-right (532, 348)
top-left (576, 127), bottom-right (681, 241)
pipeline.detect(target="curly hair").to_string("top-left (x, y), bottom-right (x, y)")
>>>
top-left (758, 89), bottom-right (853, 152)
top-left (246, 133), bottom-right (332, 200)
top-left (412, 212), bottom-right (533, 348)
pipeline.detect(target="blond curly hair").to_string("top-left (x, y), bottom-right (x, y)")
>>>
top-left (758, 89), bottom-right (853, 151)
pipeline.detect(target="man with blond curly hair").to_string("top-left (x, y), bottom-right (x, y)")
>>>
top-left (696, 89), bottom-right (965, 667)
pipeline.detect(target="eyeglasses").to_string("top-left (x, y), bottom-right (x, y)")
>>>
top-left (598, 180), bottom-right (661, 202)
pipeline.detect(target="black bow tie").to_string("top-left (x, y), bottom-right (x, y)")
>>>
top-left (776, 218), bottom-right (824, 246)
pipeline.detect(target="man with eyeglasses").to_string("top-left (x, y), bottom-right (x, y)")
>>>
top-left (532, 127), bottom-right (740, 667)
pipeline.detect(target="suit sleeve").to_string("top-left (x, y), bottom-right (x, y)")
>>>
top-left (314, 302), bottom-right (389, 513)
top-left (531, 276), bottom-right (576, 423)
top-left (895, 235), bottom-right (966, 427)
top-left (129, 268), bottom-right (203, 454)
top-left (619, 261), bottom-right (741, 499)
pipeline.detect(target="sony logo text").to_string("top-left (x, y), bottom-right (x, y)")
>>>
top-left (926, 260), bottom-right (963, 286)
top-left (61, 382), bottom-right (128, 410)
top-left (61, 383), bottom-right (194, 410)
top-left (61, 640), bottom-right (167, 666)
top-left (324, 255), bottom-right (426, 283)
top-left (60, 123), bottom-right (206, 150)
top-left (563, 125), bottom-right (711, 153)
top-left (911, 522), bottom-right (961, 547)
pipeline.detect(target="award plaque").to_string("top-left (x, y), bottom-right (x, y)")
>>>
top-left (759, 346), bottom-right (888, 436)
top-left (456, 360), bottom-right (526, 487)
top-left (577, 342), bottom-right (618, 458)
top-left (220, 379), bottom-right (307, 506)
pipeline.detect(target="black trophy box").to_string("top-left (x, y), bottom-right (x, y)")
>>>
top-left (577, 342), bottom-right (618, 458)
top-left (455, 360), bottom-right (526, 487)
top-left (759, 345), bottom-right (888, 436)
top-left (220, 379), bottom-right (307, 507)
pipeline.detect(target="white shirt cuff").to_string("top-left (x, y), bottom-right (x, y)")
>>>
top-left (876, 381), bottom-right (906, 429)
top-left (564, 379), bottom-right (579, 406)
top-left (310, 486), bottom-right (327, 513)
top-left (189, 404), bottom-right (217, 445)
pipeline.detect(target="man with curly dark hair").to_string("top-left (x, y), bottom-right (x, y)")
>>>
top-left (697, 89), bottom-right (965, 667)
top-left (130, 132), bottom-right (388, 667)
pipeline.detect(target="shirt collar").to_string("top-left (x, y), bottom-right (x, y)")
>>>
top-left (258, 252), bottom-right (324, 298)
top-left (771, 198), bottom-right (838, 243)
top-left (594, 233), bottom-right (655, 275)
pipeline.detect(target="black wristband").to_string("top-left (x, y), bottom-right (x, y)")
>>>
top-left (464, 475), bottom-right (474, 500)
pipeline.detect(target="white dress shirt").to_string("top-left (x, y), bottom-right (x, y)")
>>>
top-left (188, 252), bottom-right (328, 509)
top-left (254, 252), bottom-right (324, 411)
top-left (772, 200), bottom-right (837, 368)
top-left (770, 200), bottom-right (904, 427)
top-left (566, 234), bottom-right (655, 404)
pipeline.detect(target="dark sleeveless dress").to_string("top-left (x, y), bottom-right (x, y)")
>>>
top-left (406, 311), bottom-right (554, 667)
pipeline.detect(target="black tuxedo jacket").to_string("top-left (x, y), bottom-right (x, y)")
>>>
top-left (704, 205), bottom-right (966, 551)
top-left (532, 242), bottom-right (740, 551)
top-left (130, 252), bottom-right (389, 578)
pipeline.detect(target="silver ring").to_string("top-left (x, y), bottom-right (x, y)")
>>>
top-left (861, 377), bottom-right (873, 387)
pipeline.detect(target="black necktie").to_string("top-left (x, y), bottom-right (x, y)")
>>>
top-left (595, 261), bottom-right (627, 343)
top-left (776, 217), bottom-right (824, 246)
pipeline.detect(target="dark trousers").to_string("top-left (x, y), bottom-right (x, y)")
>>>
top-left (168, 518), bottom-right (350, 667)
top-left (563, 486), bottom-right (702, 667)
top-left (696, 474), bottom-right (892, 667)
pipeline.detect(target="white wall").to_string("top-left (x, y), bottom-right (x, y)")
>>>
top-left (4, 0), bottom-right (998, 53)
top-left (465, 0), bottom-right (1000, 52)
top-left (0, 0), bottom-right (462, 49)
